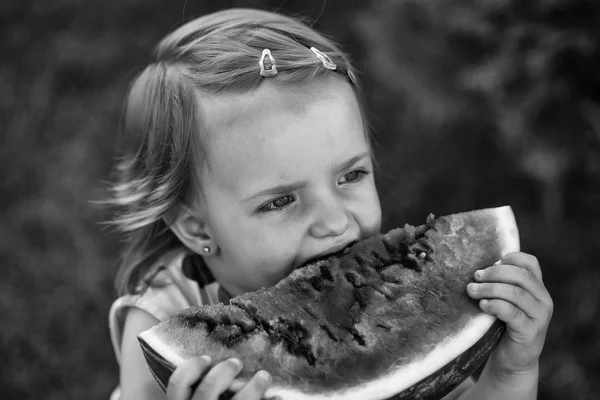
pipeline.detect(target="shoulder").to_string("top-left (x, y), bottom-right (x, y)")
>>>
top-left (119, 308), bottom-right (165, 399)
top-left (109, 249), bottom-right (222, 398)
top-left (123, 306), bottom-right (160, 332)
top-left (109, 248), bottom-right (221, 359)
top-left (113, 249), bottom-right (216, 324)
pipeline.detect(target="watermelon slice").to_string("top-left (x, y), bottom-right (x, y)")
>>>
top-left (138, 206), bottom-right (519, 400)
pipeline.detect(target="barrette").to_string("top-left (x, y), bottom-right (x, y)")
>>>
top-left (310, 47), bottom-right (337, 70)
top-left (346, 69), bottom-right (357, 85)
top-left (259, 48), bottom-right (278, 77)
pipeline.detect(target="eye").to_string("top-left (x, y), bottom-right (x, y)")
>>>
top-left (340, 169), bottom-right (368, 184)
top-left (259, 195), bottom-right (296, 213)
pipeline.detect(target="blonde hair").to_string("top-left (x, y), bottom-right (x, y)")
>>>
top-left (107, 8), bottom-right (369, 295)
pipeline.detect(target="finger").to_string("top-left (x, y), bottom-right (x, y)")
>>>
top-left (478, 298), bottom-right (531, 329)
top-left (167, 356), bottom-right (212, 400)
top-left (467, 282), bottom-right (539, 319)
top-left (499, 252), bottom-right (543, 282)
top-left (231, 370), bottom-right (272, 400)
top-left (192, 358), bottom-right (243, 400)
top-left (474, 264), bottom-right (547, 303)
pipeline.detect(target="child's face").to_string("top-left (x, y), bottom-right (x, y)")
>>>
top-left (198, 76), bottom-right (382, 297)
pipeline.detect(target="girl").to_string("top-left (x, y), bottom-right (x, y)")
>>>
top-left (107, 8), bottom-right (553, 400)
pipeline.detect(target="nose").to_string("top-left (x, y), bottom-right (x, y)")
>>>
top-left (309, 193), bottom-right (350, 239)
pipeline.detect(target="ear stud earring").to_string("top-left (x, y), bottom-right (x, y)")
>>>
top-left (202, 246), bottom-right (211, 254)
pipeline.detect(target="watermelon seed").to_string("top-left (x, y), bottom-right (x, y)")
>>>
top-left (405, 253), bottom-right (423, 271)
top-left (353, 288), bottom-right (369, 308)
top-left (380, 272), bottom-right (402, 284)
top-left (344, 271), bottom-right (365, 287)
top-left (369, 250), bottom-right (386, 268)
top-left (383, 240), bottom-right (399, 255)
top-left (302, 305), bottom-right (319, 320)
top-left (354, 253), bottom-right (368, 266)
top-left (417, 238), bottom-right (434, 252)
top-left (319, 323), bottom-right (339, 341)
top-left (345, 327), bottom-right (366, 346)
top-left (319, 265), bottom-right (334, 281)
top-left (376, 322), bottom-right (392, 332)
top-left (308, 275), bottom-right (327, 291)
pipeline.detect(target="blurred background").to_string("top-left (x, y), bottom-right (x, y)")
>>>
top-left (1, 0), bottom-right (599, 399)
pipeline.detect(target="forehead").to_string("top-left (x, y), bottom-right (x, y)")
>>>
top-left (202, 75), bottom-right (358, 127)
top-left (198, 77), bottom-right (368, 194)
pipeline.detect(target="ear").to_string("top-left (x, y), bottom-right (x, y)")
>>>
top-left (168, 207), bottom-right (216, 256)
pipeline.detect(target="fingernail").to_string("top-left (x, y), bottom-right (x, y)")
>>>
top-left (474, 270), bottom-right (483, 279)
top-left (200, 355), bottom-right (212, 364)
top-left (480, 299), bottom-right (489, 307)
top-left (257, 370), bottom-right (271, 384)
top-left (229, 358), bottom-right (243, 370)
top-left (494, 259), bottom-right (502, 266)
top-left (468, 283), bottom-right (479, 292)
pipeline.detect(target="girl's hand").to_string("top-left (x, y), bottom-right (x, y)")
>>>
top-left (167, 356), bottom-right (277, 400)
top-left (467, 252), bottom-right (553, 379)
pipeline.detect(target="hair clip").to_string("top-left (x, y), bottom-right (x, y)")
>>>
top-left (346, 68), bottom-right (357, 85)
top-left (259, 48), bottom-right (278, 77)
top-left (310, 47), bottom-right (337, 70)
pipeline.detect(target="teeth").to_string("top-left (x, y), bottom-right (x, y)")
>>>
top-left (342, 243), bottom-right (356, 254)
top-left (300, 242), bottom-right (359, 269)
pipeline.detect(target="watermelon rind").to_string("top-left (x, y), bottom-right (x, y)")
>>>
top-left (139, 315), bottom-right (504, 400)
top-left (138, 206), bottom-right (520, 399)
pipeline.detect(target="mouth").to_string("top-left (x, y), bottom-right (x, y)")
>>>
top-left (297, 241), bottom-right (359, 269)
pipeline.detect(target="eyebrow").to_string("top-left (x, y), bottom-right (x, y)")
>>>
top-left (242, 152), bottom-right (371, 204)
top-left (335, 151), bottom-right (371, 174)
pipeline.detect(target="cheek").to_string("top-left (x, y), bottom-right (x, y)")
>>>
top-left (236, 234), bottom-right (299, 286)
top-left (355, 181), bottom-right (382, 234)
top-left (253, 228), bottom-right (298, 263)
top-left (363, 204), bottom-right (382, 237)
top-left (220, 219), bottom-right (298, 266)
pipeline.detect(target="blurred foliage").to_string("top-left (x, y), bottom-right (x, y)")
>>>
top-left (1, 0), bottom-right (599, 399)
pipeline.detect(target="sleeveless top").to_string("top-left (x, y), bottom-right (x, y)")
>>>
top-left (108, 248), bottom-right (224, 400)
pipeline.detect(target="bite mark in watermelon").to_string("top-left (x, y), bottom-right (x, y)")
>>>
top-left (138, 206), bottom-right (520, 400)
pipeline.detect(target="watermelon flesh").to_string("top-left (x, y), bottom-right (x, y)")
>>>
top-left (138, 206), bottom-right (520, 400)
